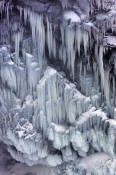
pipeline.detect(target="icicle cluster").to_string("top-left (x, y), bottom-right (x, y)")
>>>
top-left (90, 0), bottom-right (115, 12)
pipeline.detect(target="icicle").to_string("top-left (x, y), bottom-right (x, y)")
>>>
top-left (53, 37), bottom-right (56, 58)
top-left (65, 27), bottom-right (75, 79)
top-left (36, 15), bottom-right (45, 68)
top-left (113, 77), bottom-right (115, 106)
top-left (36, 15), bottom-right (45, 54)
top-left (29, 11), bottom-right (46, 67)
top-left (75, 26), bottom-right (82, 56)
top-left (79, 61), bottom-right (82, 77)
top-left (19, 6), bottom-right (23, 20)
top-left (60, 25), bottom-right (65, 46)
top-left (6, 2), bottom-right (9, 25)
top-left (47, 17), bottom-right (53, 58)
top-left (97, 45), bottom-right (111, 108)
top-left (29, 11), bottom-right (36, 44)
top-left (83, 30), bottom-right (89, 56)
top-left (98, 45), bottom-right (104, 91)
top-left (93, 61), bottom-right (99, 88)
top-left (104, 68), bottom-right (111, 108)
top-left (59, 25), bottom-right (67, 64)
top-left (15, 32), bottom-right (21, 64)
top-left (60, 0), bottom-right (69, 9)
top-left (46, 18), bottom-right (56, 59)
top-left (98, 0), bottom-right (101, 10)
top-left (0, 1), bottom-right (5, 18)
top-left (39, 110), bottom-right (47, 137)
top-left (24, 7), bottom-right (28, 25)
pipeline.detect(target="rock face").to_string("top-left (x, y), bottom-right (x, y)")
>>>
top-left (0, 0), bottom-right (116, 175)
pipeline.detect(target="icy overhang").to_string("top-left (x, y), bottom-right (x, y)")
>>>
top-left (63, 10), bottom-right (81, 23)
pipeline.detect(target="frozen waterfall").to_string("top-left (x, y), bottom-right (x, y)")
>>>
top-left (0, 1), bottom-right (116, 175)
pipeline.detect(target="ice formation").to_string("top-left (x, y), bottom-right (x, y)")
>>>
top-left (0, 0), bottom-right (116, 175)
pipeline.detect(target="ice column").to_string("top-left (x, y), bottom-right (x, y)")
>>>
top-left (46, 18), bottom-right (56, 59)
top-left (15, 32), bottom-right (21, 64)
